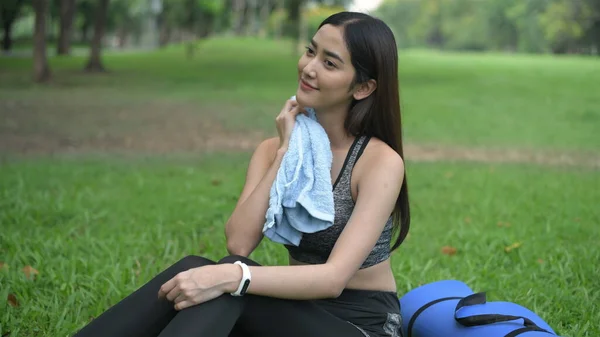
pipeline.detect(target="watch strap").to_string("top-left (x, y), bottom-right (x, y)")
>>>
top-left (231, 261), bottom-right (251, 296)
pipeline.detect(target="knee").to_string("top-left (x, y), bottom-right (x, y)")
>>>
top-left (217, 255), bottom-right (260, 267)
top-left (174, 255), bottom-right (216, 271)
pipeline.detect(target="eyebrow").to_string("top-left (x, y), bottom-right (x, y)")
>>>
top-left (311, 39), bottom-right (345, 64)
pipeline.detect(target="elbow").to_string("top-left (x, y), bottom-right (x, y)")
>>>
top-left (324, 263), bottom-right (350, 298)
top-left (331, 282), bottom-right (346, 299)
top-left (226, 239), bottom-right (252, 258)
top-left (328, 285), bottom-right (343, 299)
top-left (327, 276), bottom-right (347, 299)
top-left (225, 220), bottom-right (261, 257)
top-left (224, 221), bottom-right (246, 257)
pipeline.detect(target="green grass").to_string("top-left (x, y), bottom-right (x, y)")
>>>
top-left (1, 37), bottom-right (599, 151)
top-left (1, 37), bottom-right (599, 336)
top-left (1, 157), bottom-right (598, 336)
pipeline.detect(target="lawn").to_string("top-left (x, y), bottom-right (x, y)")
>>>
top-left (0, 37), bottom-right (599, 337)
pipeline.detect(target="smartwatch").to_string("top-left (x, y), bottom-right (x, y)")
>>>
top-left (231, 261), bottom-right (251, 296)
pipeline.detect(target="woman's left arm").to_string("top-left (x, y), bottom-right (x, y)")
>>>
top-left (159, 146), bottom-right (405, 309)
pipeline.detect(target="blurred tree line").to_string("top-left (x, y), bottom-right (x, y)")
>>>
top-left (4, 0), bottom-right (597, 83)
top-left (375, 0), bottom-right (600, 55)
top-left (0, 0), bottom-right (348, 82)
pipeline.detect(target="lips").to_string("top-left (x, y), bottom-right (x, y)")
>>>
top-left (300, 79), bottom-right (318, 90)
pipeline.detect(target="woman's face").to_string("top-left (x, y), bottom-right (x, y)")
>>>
top-left (296, 24), bottom-right (356, 111)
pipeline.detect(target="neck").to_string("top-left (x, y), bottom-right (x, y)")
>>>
top-left (314, 101), bottom-right (354, 149)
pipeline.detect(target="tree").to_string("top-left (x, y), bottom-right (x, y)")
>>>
top-left (32, 0), bottom-right (50, 82)
top-left (77, 0), bottom-right (96, 43)
top-left (0, 0), bottom-right (26, 53)
top-left (441, 0), bottom-right (488, 51)
top-left (85, 0), bottom-right (110, 72)
top-left (285, 0), bottom-right (352, 54)
top-left (107, 0), bottom-right (146, 48)
top-left (376, 0), bottom-right (420, 48)
top-left (539, 0), bottom-right (599, 54)
top-left (156, 0), bottom-right (225, 52)
top-left (483, 0), bottom-right (519, 51)
top-left (232, 0), bottom-right (247, 35)
top-left (287, 0), bottom-right (305, 54)
top-left (258, 0), bottom-right (271, 38)
top-left (57, 0), bottom-right (77, 55)
top-left (196, 0), bottom-right (223, 38)
top-left (582, 0), bottom-right (600, 54)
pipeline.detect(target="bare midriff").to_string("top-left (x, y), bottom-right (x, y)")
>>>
top-left (288, 255), bottom-right (398, 293)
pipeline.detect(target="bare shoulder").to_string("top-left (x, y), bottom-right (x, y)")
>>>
top-left (352, 137), bottom-right (405, 191)
top-left (361, 137), bottom-right (405, 172)
top-left (253, 137), bottom-right (280, 162)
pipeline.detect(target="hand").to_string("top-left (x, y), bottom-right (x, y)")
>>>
top-left (158, 264), bottom-right (241, 310)
top-left (276, 99), bottom-right (307, 150)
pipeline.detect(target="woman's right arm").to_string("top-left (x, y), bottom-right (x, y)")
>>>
top-left (224, 138), bottom-right (284, 257)
top-left (225, 99), bottom-right (304, 257)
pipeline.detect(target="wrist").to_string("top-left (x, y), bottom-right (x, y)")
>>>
top-left (276, 146), bottom-right (288, 156)
top-left (225, 263), bottom-right (243, 293)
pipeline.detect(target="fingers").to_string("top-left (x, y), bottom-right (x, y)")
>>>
top-left (296, 105), bottom-right (308, 116)
top-left (289, 104), bottom-right (308, 117)
top-left (174, 300), bottom-right (195, 311)
top-left (280, 99), bottom-right (309, 116)
top-left (283, 99), bottom-right (298, 112)
top-left (277, 100), bottom-right (295, 119)
top-left (174, 290), bottom-right (187, 304)
top-left (158, 277), bottom-right (178, 299)
top-left (165, 284), bottom-right (182, 302)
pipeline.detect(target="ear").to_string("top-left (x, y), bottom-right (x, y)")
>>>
top-left (352, 79), bottom-right (377, 101)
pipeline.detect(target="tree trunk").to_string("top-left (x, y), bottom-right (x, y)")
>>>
top-left (85, 0), bottom-right (110, 72)
top-left (185, 29), bottom-right (197, 59)
top-left (116, 26), bottom-right (127, 48)
top-left (2, 21), bottom-right (13, 52)
top-left (159, 24), bottom-right (171, 47)
top-left (258, 0), bottom-right (270, 38)
top-left (33, 16), bottom-right (50, 82)
top-left (288, 0), bottom-right (304, 55)
top-left (57, 0), bottom-right (76, 55)
top-left (233, 0), bottom-right (246, 36)
top-left (199, 14), bottom-right (215, 39)
top-left (157, 7), bottom-right (170, 47)
top-left (298, 1), bottom-right (307, 55)
top-left (274, 0), bottom-right (283, 40)
top-left (246, 0), bottom-right (257, 36)
top-left (33, 0), bottom-right (51, 82)
top-left (1, 0), bottom-right (25, 53)
top-left (80, 23), bottom-right (89, 43)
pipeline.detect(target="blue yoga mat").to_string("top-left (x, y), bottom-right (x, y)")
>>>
top-left (399, 280), bottom-right (559, 337)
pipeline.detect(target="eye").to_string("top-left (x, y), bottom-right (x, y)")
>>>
top-left (305, 46), bottom-right (315, 55)
top-left (324, 60), bottom-right (336, 68)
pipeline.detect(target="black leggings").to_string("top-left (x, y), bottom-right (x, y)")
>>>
top-left (71, 255), bottom-right (369, 337)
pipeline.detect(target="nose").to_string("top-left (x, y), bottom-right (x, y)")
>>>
top-left (302, 59), bottom-right (318, 79)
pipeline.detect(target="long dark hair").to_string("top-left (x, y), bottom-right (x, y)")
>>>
top-left (319, 12), bottom-right (410, 251)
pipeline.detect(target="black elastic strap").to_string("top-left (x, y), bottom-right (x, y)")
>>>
top-left (454, 292), bottom-right (553, 336)
top-left (406, 296), bottom-right (463, 337)
top-left (505, 326), bottom-right (554, 337)
top-left (332, 136), bottom-right (361, 191)
top-left (354, 135), bottom-right (371, 163)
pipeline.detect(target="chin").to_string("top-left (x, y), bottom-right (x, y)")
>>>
top-left (295, 90), bottom-right (316, 108)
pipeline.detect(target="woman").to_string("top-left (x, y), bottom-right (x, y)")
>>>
top-left (73, 11), bottom-right (410, 337)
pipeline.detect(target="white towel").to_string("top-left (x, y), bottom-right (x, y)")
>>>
top-left (262, 96), bottom-right (335, 246)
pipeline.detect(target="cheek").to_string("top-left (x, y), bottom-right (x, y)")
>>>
top-left (324, 72), bottom-right (353, 93)
top-left (297, 56), bottom-right (308, 76)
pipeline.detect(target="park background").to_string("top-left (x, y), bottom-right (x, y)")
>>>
top-left (1, 0), bottom-right (599, 336)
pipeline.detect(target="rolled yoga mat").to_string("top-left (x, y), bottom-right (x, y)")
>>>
top-left (399, 280), bottom-right (559, 337)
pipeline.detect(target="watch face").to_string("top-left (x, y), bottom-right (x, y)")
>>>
top-left (241, 279), bottom-right (251, 295)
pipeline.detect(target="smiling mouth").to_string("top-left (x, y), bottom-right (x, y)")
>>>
top-left (300, 79), bottom-right (318, 90)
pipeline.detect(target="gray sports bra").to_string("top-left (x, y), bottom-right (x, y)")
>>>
top-left (285, 135), bottom-right (393, 269)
